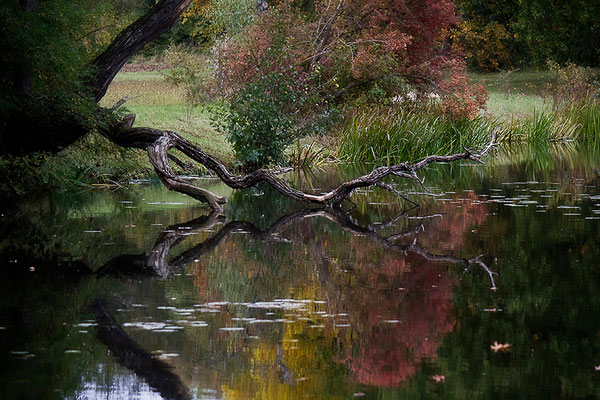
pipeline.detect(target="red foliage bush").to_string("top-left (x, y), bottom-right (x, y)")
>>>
top-left (216, 0), bottom-right (487, 119)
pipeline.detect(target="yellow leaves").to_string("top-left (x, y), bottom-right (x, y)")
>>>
top-left (182, 0), bottom-right (211, 20)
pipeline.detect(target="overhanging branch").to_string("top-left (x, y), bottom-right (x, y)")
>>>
top-left (105, 125), bottom-right (497, 212)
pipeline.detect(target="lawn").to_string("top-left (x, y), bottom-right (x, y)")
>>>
top-left (103, 68), bottom-right (576, 133)
top-left (100, 70), bottom-right (234, 164)
top-left (470, 68), bottom-right (599, 120)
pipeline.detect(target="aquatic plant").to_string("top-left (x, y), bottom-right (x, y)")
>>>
top-left (336, 109), bottom-right (495, 164)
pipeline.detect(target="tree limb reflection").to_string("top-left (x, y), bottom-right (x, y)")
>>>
top-left (91, 206), bottom-right (496, 397)
top-left (93, 298), bottom-right (191, 400)
top-left (97, 207), bottom-right (497, 289)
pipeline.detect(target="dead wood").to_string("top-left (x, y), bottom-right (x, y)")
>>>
top-left (104, 125), bottom-right (496, 213)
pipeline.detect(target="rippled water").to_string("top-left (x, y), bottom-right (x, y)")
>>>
top-left (1, 148), bottom-right (600, 399)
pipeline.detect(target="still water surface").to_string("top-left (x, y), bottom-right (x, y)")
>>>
top-left (1, 148), bottom-right (600, 399)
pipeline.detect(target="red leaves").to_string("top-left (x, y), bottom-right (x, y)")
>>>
top-left (217, 0), bottom-right (486, 119)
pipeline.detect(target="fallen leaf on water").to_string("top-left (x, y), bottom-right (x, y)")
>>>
top-left (490, 341), bottom-right (511, 352)
top-left (432, 374), bottom-right (445, 382)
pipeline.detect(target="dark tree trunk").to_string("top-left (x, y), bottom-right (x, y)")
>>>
top-left (91, 0), bottom-right (192, 101)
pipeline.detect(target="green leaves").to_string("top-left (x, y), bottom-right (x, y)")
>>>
top-left (222, 72), bottom-right (298, 169)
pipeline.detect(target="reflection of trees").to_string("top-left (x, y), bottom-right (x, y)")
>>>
top-left (309, 194), bottom-right (490, 386)
top-left (99, 206), bottom-right (495, 284)
top-left (96, 198), bottom-right (492, 391)
top-left (93, 298), bottom-right (191, 400)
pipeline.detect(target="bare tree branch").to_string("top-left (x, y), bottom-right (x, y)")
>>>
top-left (105, 126), bottom-right (496, 212)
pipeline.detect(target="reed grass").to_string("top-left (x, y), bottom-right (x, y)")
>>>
top-left (336, 109), bottom-right (496, 164)
top-left (336, 101), bottom-right (600, 164)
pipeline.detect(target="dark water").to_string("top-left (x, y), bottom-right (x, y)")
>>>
top-left (1, 147), bottom-right (600, 399)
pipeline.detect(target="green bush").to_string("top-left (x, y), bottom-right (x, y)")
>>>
top-left (215, 72), bottom-right (301, 170)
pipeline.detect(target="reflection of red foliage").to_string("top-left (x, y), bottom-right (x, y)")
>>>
top-left (338, 193), bottom-right (488, 386)
top-left (344, 253), bottom-right (456, 387)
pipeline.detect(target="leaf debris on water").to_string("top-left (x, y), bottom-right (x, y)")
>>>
top-left (490, 341), bottom-right (511, 352)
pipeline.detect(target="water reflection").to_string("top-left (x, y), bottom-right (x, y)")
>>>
top-left (2, 150), bottom-right (600, 399)
top-left (110, 195), bottom-right (501, 399)
top-left (94, 298), bottom-right (191, 400)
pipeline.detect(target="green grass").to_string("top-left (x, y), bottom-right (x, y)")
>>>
top-left (37, 68), bottom-right (599, 190)
top-left (470, 68), bottom-right (600, 120)
top-left (112, 70), bottom-right (168, 83)
top-left (31, 70), bottom-right (234, 192)
top-left (100, 70), bottom-right (234, 164)
top-left (482, 92), bottom-right (549, 120)
top-left (470, 70), bottom-right (559, 96)
top-left (336, 101), bottom-right (600, 164)
top-left (470, 70), bottom-right (555, 119)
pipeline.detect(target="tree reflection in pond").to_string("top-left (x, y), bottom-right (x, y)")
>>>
top-left (6, 153), bottom-right (600, 399)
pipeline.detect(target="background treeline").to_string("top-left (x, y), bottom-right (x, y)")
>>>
top-left (141, 0), bottom-right (600, 71)
top-left (452, 0), bottom-right (600, 71)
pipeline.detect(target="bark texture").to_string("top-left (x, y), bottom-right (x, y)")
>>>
top-left (92, 0), bottom-right (192, 101)
top-left (104, 125), bottom-right (496, 212)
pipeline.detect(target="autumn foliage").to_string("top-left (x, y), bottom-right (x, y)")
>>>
top-left (216, 0), bottom-right (487, 120)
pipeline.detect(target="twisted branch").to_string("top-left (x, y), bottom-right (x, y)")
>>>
top-left (106, 126), bottom-right (497, 213)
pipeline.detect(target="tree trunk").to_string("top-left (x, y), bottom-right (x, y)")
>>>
top-left (91, 0), bottom-right (193, 101)
top-left (16, 0), bottom-right (36, 94)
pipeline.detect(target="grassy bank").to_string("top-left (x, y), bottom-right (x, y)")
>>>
top-left (100, 70), bottom-right (233, 163)
top-left (336, 69), bottom-right (599, 163)
top-left (31, 67), bottom-right (599, 193)
top-left (29, 69), bottom-right (234, 192)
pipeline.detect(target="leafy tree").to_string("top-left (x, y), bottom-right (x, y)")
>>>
top-left (454, 0), bottom-right (600, 69)
top-left (216, 0), bottom-right (486, 133)
top-left (518, 0), bottom-right (600, 66)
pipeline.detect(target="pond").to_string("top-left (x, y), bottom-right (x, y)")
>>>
top-left (1, 146), bottom-right (600, 399)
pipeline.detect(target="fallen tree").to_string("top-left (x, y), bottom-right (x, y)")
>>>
top-left (105, 123), bottom-right (496, 213)
top-left (6, 0), bottom-right (495, 209)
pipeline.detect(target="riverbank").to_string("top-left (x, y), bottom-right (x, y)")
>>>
top-left (26, 67), bottom-right (600, 194)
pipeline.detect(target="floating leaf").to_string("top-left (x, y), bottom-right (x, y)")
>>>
top-left (490, 341), bottom-right (511, 352)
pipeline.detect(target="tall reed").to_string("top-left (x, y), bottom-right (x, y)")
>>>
top-left (336, 109), bottom-right (496, 164)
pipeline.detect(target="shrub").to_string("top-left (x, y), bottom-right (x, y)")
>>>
top-left (215, 72), bottom-right (300, 170)
top-left (451, 19), bottom-right (516, 72)
top-left (545, 62), bottom-right (599, 111)
top-left (162, 45), bottom-right (214, 122)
